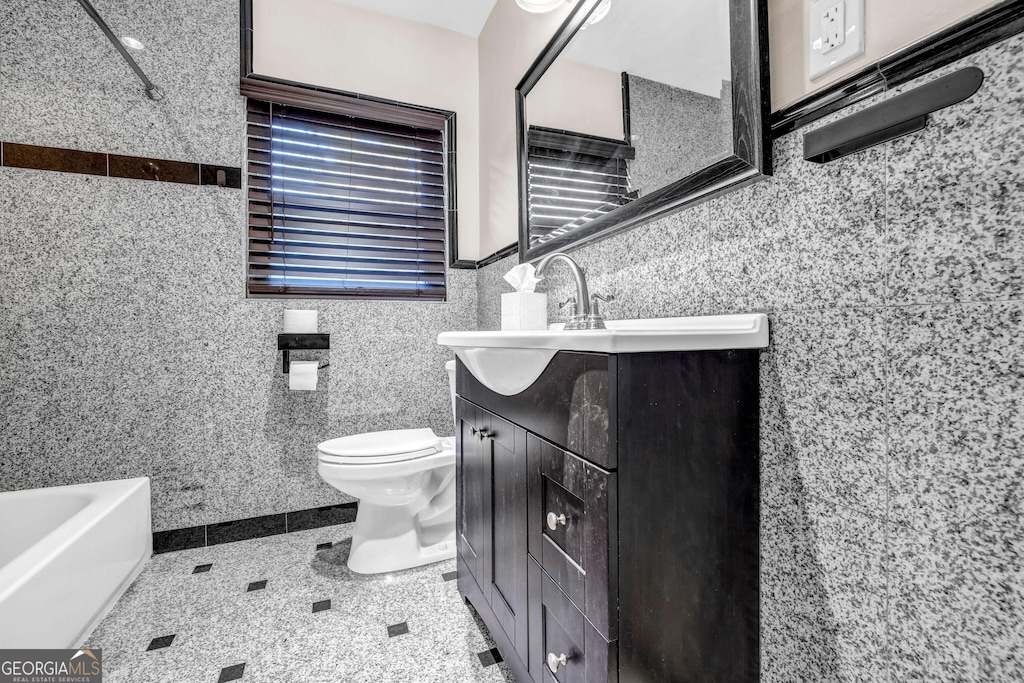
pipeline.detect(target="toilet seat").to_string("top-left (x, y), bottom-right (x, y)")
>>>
top-left (318, 428), bottom-right (452, 465)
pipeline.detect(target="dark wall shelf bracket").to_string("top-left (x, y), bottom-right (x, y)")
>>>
top-left (278, 334), bottom-right (330, 373)
top-left (803, 67), bottom-right (984, 163)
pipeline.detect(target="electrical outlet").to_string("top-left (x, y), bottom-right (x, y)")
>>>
top-left (821, 2), bottom-right (845, 52)
top-left (809, 0), bottom-right (864, 80)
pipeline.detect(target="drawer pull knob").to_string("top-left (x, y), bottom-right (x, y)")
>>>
top-left (547, 652), bottom-right (568, 673)
top-left (476, 429), bottom-right (491, 442)
top-left (546, 512), bottom-right (567, 530)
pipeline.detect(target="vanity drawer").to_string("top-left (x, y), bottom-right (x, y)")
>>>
top-left (528, 558), bottom-right (616, 683)
top-left (528, 434), bottom-right (617, 641)
top-left (456, 352), bottom-right (615, 469)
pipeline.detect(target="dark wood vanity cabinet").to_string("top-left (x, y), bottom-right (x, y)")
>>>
top-left (455, 350), bottom-right (761, 683)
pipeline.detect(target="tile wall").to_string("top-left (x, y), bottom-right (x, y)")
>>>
top-left (478, 34), bottom-right (1024, 681)
top-left (0, 0), bottom-right (474, 531)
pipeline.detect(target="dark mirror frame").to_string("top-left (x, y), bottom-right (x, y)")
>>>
top-left (516, 0), bottom-right (772, 263)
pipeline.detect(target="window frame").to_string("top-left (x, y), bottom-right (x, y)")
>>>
top-left (240, 77), bottom-right (459, 301)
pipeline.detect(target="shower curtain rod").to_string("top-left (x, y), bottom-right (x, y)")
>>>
top-left (74, 0), bottom-right (163, 100)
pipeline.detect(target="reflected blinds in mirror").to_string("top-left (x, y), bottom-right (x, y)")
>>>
top-left (527, 127), bottom-right (635, 246)
top-left (246, 98), bottom-right (448, 300)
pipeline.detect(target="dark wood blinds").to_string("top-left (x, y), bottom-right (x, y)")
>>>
top-left (245, 95), bottom-right (450, 300)
top-left (527, 127), bottom-right (635, 247)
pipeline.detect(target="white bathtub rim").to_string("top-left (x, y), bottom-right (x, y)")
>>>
top-left (0, 477), bottom-right (152, 605)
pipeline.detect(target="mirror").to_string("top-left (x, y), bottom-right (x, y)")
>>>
top-left (516, 0), bottom-right (770, 262)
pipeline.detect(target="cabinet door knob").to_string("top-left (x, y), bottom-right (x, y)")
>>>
top-left (476, 429), bottom-right (490, 442)
top-left (546, 512), bottom-right (567, 530)
top-left (469, 427), bottom-right (478, 437)
top-left (547, 652), bottom-right (568, 674)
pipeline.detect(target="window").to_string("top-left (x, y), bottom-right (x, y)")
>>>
top-left (242, 80), bottom-right (455, 300)
top-left (527, 127), bottom-right (635, 247)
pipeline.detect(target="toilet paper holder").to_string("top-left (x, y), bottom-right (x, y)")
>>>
top-left (278, 334), bottom-right (330, 373)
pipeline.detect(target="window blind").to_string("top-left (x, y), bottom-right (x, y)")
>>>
top-left (527, 128), bottom-right (634, 247)
top-left (246, 97), bottom-right (449, 300)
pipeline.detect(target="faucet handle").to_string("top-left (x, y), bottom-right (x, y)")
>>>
top-left (558, 296), bottom-right (578, 318)
top-left (589, 293), bottom-right (615, 318)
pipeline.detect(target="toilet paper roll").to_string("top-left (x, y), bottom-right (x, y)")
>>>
top-left (283, 309), bottom-right (318, 334)
top-left (289, 360), bottom-right (319, 391)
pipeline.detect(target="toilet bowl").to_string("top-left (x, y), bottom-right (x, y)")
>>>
top-left (317, 361), bottom-right (458, 574)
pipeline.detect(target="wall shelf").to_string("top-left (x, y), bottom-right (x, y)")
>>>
top-left (803, 66), bottom-right (984, 163)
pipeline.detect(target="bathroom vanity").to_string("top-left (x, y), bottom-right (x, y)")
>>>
top-left (444, 318), bottom-right (765, 683)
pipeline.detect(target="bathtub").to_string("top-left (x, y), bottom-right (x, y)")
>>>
top-left (0, 477), bottom-right (152, 648)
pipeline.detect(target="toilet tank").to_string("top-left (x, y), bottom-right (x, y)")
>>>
top-left (445, 360), bottom-right (457, 433)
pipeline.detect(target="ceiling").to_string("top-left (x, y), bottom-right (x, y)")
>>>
top-left (563, 0), bottom-right (731, 97)
top-left (327, 0), bottom-right (499, 37)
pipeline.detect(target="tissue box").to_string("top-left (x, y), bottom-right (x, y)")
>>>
top-left (501, 292), bottom-right (548, 331)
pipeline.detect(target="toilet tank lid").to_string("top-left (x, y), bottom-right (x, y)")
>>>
top-left (318, 428), bottom-right (441, 457)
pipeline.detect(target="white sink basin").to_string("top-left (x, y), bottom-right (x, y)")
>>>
top-left (437, 313), bottom-right (769, 396)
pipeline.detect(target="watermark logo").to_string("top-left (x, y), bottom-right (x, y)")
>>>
top-left (0, 649), bottom-right (102, 683)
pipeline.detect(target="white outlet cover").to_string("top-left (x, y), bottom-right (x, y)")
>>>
top-left (808, 0), bottom-right (865, 80)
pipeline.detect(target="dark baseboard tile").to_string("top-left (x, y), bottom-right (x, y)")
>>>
top-left (153, 525), bottom-right (206, 554)
top-left (287, 503), bottom-right (358, 532)
top-left (207, 513), bottom-right (286, 546)
top-left (152, 502), bottom-right (357, 554)
top-left (0, 141), bottom-right (241, 189)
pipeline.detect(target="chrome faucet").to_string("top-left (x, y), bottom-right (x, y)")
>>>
top-left (534, 252), bottom-right (613, 330)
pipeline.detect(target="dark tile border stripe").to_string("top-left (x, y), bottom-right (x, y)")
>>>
top-left (0, 141), bottom-right (242, 188)
top-left (771, 0), bottom-right (1024, 136)
top-left (153, 502), bottom-right (357, 554)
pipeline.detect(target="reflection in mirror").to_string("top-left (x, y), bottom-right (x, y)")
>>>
top-left (522, 0), bottom-right (740, 250)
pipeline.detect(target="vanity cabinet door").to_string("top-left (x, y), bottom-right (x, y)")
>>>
top-left (456, 399), bottom-right (485, 585)
top-left (480, 409), bottom-right (530, 665)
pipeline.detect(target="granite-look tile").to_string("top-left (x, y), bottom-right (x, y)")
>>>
top-left (886, 33), bottom-right (1024, 305)
top-left (888, 510), bottom-right (1024, 681)
top-left (887, 302), bottom-right (1024, 532)
top-left (706, 127), bottom-right (886, 312)
top-left (89, 523), bottom-right (502, 682)
top-left (760, 497), bottom-right (887, 682)
top-left (0, 163), bottom-right (474, 527)
top-left (541, 204), bottom-right (713, 321)
top-left (759, 307), bottom-right (887, 514)
top-left (0, 0), bottom-right (244, 168)
top-left (628, 74), bottom-right (731, 195)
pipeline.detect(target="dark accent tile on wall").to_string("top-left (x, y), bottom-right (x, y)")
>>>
top-left (207, 513), bottom-right (285, 546)
top-left (153, 526), bottom-right (206, 554)
top-left (387, 622), bottom-right (409, 637)
top-left (193, 564), bottom-right (213, 574)
top-left (200, 164), bottom-right (242, 188)
top-left (246, 580), bottom-right (267, 592)
top-left (312, 599), bottom-right (331, 613)
top-left (2, 142), bottom-right (106, 175)
top-left (315, 542), bottom-right (333, 551)
top-left (287, 503), bottom-right (357, 532)
top-left (109, 154), bottom-right (199, 184)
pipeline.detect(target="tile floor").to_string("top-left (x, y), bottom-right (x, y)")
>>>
top-left (85, 522), bottom-right (516, 682)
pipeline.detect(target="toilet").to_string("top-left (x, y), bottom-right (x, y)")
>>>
top-left (317, 361), bottom-right (457, 574)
